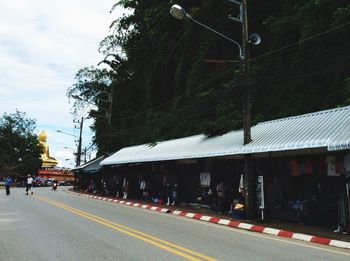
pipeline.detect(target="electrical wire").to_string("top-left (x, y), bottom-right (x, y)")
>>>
top-left (105, 9), bottom-right (350, 125)
top-left (89, 3), bottom-right (350, 147)
top-left (250, 20), bottom-right (350, 63)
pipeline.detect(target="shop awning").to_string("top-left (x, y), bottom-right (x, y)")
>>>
top-left (242, 106), bottom-right (350, 153)
top-left (100, 106), bottom-right (350, 165)
top-left (100, 133), bottom-right (244, 165)
top-left (73, 155), bottom-right (107, 173)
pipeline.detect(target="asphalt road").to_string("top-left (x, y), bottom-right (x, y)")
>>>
top-left (1, 187), bottom-right (350, 261)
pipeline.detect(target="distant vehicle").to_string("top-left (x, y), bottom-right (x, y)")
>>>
top-left (46, 179), bottom-right (55, 186)
top-left (34, 177), bottom-right (46, 187)
top-left (52, 181), bottom-right (58, 191)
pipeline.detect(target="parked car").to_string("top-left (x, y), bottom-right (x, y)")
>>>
top-left (34, 177), bottom-right (46, 187)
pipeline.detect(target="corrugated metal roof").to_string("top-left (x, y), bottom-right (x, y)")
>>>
top-left (100, 133), bottom-right (243, 165)
top-left (243, 106), bottom-right (350, 153)
top-left (100, 106), bottom-right (350, 165)
top-left (73, 155), bottom-right (106, 173)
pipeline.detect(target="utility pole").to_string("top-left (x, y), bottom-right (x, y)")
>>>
top-left (170, 2), bottom-right (259, 218)
top-left (75, 117), bottom-right (83, 167)
top-left (229, 0), bottom-right (255, 218)
top-left (99, 87), bottom-right (114, 126)
top-left (83, 147), bottom-right (87, 163)
top-left (242, 0), bottom-right (255, 220)
top-left (241, 0), bottom-right (251, 145)
top-left (108, 86), bottom-right (114, 126)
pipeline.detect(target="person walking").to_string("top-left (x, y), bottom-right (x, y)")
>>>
top-left (26, 174), bottom-right (33, 195)
top-left (5, 176), bottom-right (13, 196)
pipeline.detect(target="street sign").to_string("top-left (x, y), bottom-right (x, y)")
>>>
top-left (257, 175), bottom-right (265, 220)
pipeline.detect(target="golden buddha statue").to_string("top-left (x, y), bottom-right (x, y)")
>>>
top-left (39, 130), bottom-right (59, 167)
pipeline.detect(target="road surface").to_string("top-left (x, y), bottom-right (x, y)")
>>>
top-left (1, 187), bottom-right (349, 260)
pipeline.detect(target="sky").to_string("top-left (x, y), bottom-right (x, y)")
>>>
top-left (0, 0), bottom-right (127, 168)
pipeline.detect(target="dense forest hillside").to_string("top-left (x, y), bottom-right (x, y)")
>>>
top-left (67, 0), bottom-right (350, 155)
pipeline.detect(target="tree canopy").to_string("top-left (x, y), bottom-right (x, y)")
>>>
top-left (0, 111), bottom-right (42, 176)
top-left (68, 0), bottom-right (350, 155)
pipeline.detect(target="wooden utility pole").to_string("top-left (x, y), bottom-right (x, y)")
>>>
top-left (241, 0), bottom-right (251, 145)
top-left (108, 86), bottom-right (114, 126)
top-left (241, 0), bottom-right (255, 219)
top-left (76, 117), bottom-right (83, 167)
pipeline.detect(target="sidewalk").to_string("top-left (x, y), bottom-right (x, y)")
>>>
top-left (67, 189), bottom-right (350, 250)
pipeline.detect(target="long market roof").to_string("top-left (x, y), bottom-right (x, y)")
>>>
top-left (73, 155), bottom-right (106, 173)
top-left (100, 106), bottom-right (350, 165)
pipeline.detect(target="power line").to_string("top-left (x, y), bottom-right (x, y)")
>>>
top-left (109, 65), bottom-right (236, 123)
top-left (91, 4), bottom-right (350, 147)
top-left (251, 20), bottom-right (350, 62)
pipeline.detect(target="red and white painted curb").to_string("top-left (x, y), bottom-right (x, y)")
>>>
top-left (171, 210), bottom-right (350, 249)
top-left (70, 191), bottom-right (171, 214)
top-left (67, 190), bottom-right (350, 250)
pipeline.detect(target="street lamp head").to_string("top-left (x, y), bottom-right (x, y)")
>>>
top-left (71, 94), bottom-right (83, 101)
top-left (63, 147), bottom-right (75, 151)
top-left (56, 130), bottom-right (78, 138)
top-left (170, 5), bottom-right (191, 20)
top-left (248, 33), bottom-right (262, 45)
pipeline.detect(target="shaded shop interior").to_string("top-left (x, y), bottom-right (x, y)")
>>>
top-left (74, 106), bottom-right (350, 228)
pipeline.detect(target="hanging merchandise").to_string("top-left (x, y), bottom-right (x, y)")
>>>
top-left (289, 159), bottom-right (300, 176)
top-left (200, 172), bottom-right (211, 187)
top-left (238, 174), bottom-right (244, 194)
top-left (303, 159), bottom-right (313, 174)
top-left (325, 155), bottom-right (338, 176)
top-left (344, 154), bottom-right (350, 180)
top-left (335, 157), bottom-right (345, 176)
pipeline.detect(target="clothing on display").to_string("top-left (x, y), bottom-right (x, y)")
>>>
top-left (326, 155), bottom-right (338, 176)
top-left (140, 180), bottom-right (146, 190)
top-left (200, 172), bottom-right (211, 187)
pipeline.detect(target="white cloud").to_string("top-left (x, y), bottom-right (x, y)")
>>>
top-left (0, 0), bottom-right (127, 167)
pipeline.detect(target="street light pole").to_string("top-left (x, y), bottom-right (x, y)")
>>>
top-left (171, 2), bottom-right (259, 218)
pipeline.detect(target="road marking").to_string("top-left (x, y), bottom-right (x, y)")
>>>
top-left (33, 195), bottom-right (217, 261)
top-left (166, 213), bottom-right (350, 256)
top-left (67, 191), bottom-right (350, 255)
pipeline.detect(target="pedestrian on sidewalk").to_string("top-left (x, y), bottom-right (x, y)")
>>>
top-left (5, 176), bottom-right (13, 196)
top-left (334, 191), bottom-right (348, 234)
top-left (122, 177), bottom-right (129, 199)
top-left (216, 180), bottom-right (226, 214)
top-left (26, 174), bottom-right (33, 195)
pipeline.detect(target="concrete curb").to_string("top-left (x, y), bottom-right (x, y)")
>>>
top-left (170, 210), bottom-right (350, 249)
top-left (71, 191), bottom-right (171, 214)
top-left (67, 190), bottom-right (350, 250)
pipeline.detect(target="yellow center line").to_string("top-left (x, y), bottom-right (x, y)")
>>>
top-left (33, 195), bottom-right (217, 261)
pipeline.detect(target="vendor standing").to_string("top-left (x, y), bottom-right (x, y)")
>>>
top-left (5, 176), bottom-right (13, 196)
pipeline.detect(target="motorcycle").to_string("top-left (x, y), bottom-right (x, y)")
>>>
top-left (52, 182), bottom-right (57, 191)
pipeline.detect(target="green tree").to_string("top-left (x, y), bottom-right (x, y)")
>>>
top-left (69, 0), bottom-right (350, 155)
top-left (0, 111), bottom-right (42, 176)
